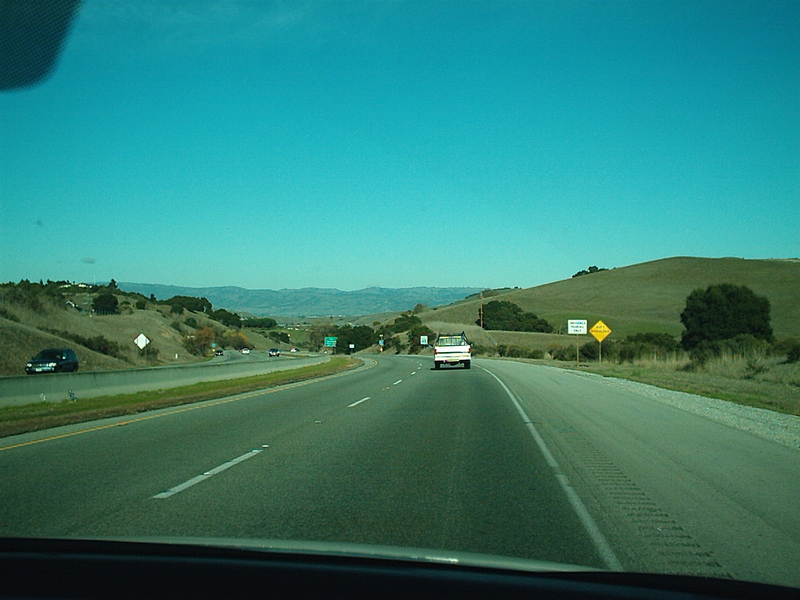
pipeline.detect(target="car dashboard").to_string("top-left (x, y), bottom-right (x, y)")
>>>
top-left (0, 538), bottom-right (795, 600)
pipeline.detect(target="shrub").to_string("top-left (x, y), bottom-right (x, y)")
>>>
top-left (92, 292), bottom-right (118, 314)
top-left (390, 312), bottom-right (421, 333)
top-left (572, 266), bottom-right (608, 278)
top-left (183, 326), bottom-right (215, 356)
top-left (618, 333), bottom-right (680, 363)
top-left (41, 328), bottom-right (125, 360)
top-left (163, 295), bottom-right (212, 314)
top-left (580, 342), bottom-right (599, 361)
top-left (407, 324), bottom-right (435, 354)
top-left (788, 344), bottom-right (800, 364)
top-left (548, 345), bottom-right (576, 361)
top-left (243, 317), bottom-right (277, 329)
top-left (139, 344), bottom-right (160, 362)
top-left (773, 338), bottom-right (800, 364)
top-left (496, 344), bottom-right (543, 359)
top-left (1, 280), bottom-right (65, 312)
top-left (688, 334), bottom-right (770, 366)
top-left (269, 331), bottom-right (291, 344)
top-left (209, 308), bottom-right (241, 328)
top-left (0, 307), bottom-right (19, 322)
top-left (470, 344), bottom-right (494, 356)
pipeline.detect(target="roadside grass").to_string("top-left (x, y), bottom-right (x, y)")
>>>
top-left (571, 355), bottom-right (800, 417)
top-left (0, 357), bottom-right (360, 439)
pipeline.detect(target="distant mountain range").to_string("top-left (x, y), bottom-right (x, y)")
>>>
top-left (118, 283), bottom-right (483, 318)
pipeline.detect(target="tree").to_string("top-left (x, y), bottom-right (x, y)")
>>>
top-left (572, 266), bottom-right (608, 278)
top-left (209, 308), bottom-right (241, 328)
top-left (223, 330), bottom-right (250, 350)
top-left (680, 284), bottom-right (772, 350)
top-left (478, 300), bottom-right (552, 333)
top-left (165, 295), bottom-right (212, 314)
top-left (243, 317), bottom-right (277, 329)
top-left (92, 292), bottom-right (118, 314)
top-left (390, 312), bottom-right (421, 333)
top-left (183, 326), bottom-right (215, 355)
top-left (269, 331), bottom-right (291, 344)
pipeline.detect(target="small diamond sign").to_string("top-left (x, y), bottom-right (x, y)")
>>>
top-left (134, 333), bottom-right (150, 350)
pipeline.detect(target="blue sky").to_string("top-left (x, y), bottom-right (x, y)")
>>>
top-left (1, 0), bottom-right (798, 291)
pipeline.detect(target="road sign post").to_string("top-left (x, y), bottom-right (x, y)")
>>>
top-left (567, 320), bottom-right (587, 364)
top-left (324, 336), bottom-right (337, 354)
top-left (589, 320), bottom-right (612, 363)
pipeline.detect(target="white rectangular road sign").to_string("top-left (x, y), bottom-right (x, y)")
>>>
top-left (568, 319), bottom-right (588, 335)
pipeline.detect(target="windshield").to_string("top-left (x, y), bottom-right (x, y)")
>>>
top-left (1, 0), bottom-right (798, 592)
top-left (32, 349), bottom-right (62, 361)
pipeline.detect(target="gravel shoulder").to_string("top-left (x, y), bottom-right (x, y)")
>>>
top-left (567, 368), bottom-right (800, 451)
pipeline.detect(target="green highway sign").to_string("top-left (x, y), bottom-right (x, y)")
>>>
top-left (324, 337), bottom-right (338, 347)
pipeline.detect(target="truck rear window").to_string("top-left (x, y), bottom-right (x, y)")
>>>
top-left (436, 337), bottom-right (467, 346)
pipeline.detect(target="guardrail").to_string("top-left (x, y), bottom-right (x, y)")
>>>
top-left (0, 355), bottom-right (327, 407)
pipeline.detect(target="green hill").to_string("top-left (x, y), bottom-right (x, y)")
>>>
top-left (422, 257), bottom-right (799, 342)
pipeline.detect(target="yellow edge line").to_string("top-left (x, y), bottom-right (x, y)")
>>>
top-left (0, 357), bottom-right (375, 452)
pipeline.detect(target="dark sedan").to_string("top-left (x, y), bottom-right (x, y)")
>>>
top-left (25, 348), bottom-right (79, 374)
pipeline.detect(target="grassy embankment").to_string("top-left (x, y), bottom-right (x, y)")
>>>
top-left (423, 257), bottom-right (800, 340)
top-left (512, 354), bottom-right (800, 417)
top-left (421, 257), bottom-right (800, 416)
top-left (0, 356), bottom-right (360, 439)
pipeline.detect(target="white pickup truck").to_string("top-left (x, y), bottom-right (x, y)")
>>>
top-left (433, 332), bottom-right (471, 369)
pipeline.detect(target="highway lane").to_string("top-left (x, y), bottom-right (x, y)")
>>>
top-left (2, 355), bottom-right (797, 587)
top-left (0, 355), bottom-right (605, 569)
top-left (482, 359), bottom-right (800, 587)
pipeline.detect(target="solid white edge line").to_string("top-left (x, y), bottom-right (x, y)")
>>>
top-left (481, 366), bottom-right (623, 572)
top-left (348, 397), bottom-right (371, 407)
top-left (153, 449), bottom-right (263, 499)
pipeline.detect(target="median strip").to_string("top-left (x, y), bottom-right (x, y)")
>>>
top-left (0, 357), bottom-right (361, 442)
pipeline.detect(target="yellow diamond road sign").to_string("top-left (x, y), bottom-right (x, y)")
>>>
top-left (590, 320), bottom-right (611, 343)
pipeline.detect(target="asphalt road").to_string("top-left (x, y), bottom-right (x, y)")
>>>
top-left (1, 355), bottom-right (798, 587)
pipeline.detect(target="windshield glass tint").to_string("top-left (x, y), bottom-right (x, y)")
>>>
top-left (1, 0), bottom-right (798, 592)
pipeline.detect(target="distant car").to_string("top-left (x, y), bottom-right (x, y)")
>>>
top-left (25, 348), bottom-right (79, 374)
top-left (269, 348), bottom-right (280, 357)
top-left (290, 347), bottom-right (299, 353)
top-left (214, 349), bottom-right (224, 356)
top-left (241, 347), bottom-right (250, 354)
